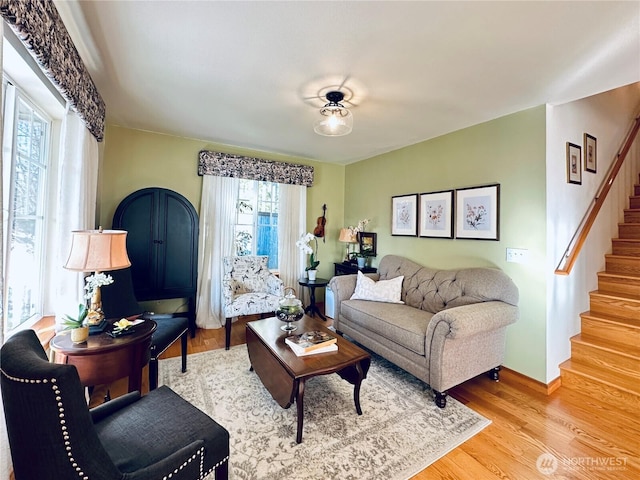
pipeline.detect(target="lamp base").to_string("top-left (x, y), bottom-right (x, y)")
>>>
top-left (89, 319), bottom-right (108, 335)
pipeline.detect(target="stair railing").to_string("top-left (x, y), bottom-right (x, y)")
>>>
top-left (555, 116), bottom-right (640, 275)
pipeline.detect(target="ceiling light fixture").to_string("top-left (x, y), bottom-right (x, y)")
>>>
top-left (314, 90), bottom-right (353, 137)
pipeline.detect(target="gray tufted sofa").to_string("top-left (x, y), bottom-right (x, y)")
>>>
top-left (328, 255), bottom-right (519, 408)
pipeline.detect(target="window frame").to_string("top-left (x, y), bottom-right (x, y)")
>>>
top-left (234, 179), bottom-right (279, 269)
top-left (2, 72), bottom-right (63, 335)
top-left (2, 80), bottom-right (53, 330)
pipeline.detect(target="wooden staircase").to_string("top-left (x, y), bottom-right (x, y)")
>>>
top-left (559, 179), bottom-right (640, 415)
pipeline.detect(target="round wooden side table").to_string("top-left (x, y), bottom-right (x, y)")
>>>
top-left (297, 277), bottom-right (329, 321)
top-left (50, 319), bottom-right (156, 394)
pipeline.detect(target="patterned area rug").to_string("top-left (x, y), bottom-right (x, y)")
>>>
top-left (159, 346), bottom-right (490, 480)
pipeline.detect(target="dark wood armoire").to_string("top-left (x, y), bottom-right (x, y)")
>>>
top-left (112, 187), bottom-right (198, 336)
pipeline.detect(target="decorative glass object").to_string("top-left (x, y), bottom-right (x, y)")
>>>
top-left (276, 287), bottom-right (304, 332)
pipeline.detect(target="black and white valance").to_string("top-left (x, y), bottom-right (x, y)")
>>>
top-left (198, 150), bottom-right (314, 187)
top-left (0, 0), bottom-right (106, 142)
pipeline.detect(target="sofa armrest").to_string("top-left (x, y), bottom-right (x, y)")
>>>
top-left (328, 273), bottom-right (381, 304)
top-left (426, 301), bottom-right (518, 341)
top-left (328, 273), bottom-right (381, 327)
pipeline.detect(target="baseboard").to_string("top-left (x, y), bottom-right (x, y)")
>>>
top-left (500, 366), bottom-right (561, 395)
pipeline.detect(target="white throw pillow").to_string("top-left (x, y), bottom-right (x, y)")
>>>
top-left (350, 271), bottom-right (404, 304)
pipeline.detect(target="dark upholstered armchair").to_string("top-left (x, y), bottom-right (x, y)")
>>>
top-left (1, 330), bottom-right (229, 480)
top-left (101, 267), bottom-right (188, 390)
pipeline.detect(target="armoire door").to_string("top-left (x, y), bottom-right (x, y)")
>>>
top-left (112, 188), bottom-right (198, 334)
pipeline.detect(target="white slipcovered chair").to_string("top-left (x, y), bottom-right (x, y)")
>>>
top-left (223, 255), bottom-right (284, 349)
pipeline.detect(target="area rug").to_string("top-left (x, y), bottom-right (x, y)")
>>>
top-left (158, 346), bottom-right (490, 480)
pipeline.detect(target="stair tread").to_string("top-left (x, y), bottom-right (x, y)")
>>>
top-left (597, 271), bottom-right (640, 289)
top-left (572, 333), bottom-right (640, 357)
top-left (612, 237), bottom-right (640, 242)
top-left (605, 253), bottom-right (640, 259)
top-left (590, 289), bottom-right (640, 301)
top-left (560, 359), bottom-right (640, 395)
top-left (598, 271), bottom-right (640, 279)
top-left (582, 311), bottom-right (640, 328)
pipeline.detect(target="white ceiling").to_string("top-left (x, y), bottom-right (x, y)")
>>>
top-left (54, 1), bottom-right (640, 165)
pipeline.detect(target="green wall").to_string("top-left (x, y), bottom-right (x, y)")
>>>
top-left (99, 107), bottom-right (548, 381)
top-left (99, 124), bottom-right (345, 295)
top-left (344, 107), bottom-right (547, 380)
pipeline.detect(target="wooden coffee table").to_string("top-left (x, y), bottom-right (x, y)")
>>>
top-left (246, 315), bottom-right (371, 443)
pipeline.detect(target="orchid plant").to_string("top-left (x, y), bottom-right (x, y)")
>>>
top-left (348, 218), bottom-right (370, 236)
top-left (296, 232), bottom-right (320, 271)
top-left (348, 218), bottom-right (371, 259)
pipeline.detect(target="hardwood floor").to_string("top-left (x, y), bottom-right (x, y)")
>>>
top-left (93, 312), bottom-right (640, 480)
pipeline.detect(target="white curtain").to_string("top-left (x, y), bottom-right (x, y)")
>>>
top-left (277, 183), bottom-right (306, 288)
top-left (0, 90), bottom-right (98, 480)
top-left (0, 21), bottom-right (10, 480)
top-left (48, 106), bottom-right (99, 323)
top-left (195, 175), bottom-right (239, 329)
top-left (0, 19), bottom-right (5, 347)
top-left (195, 177), bottom-right (307, 329)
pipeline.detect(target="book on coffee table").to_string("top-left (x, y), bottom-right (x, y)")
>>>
top-left (286, 342), bottom-right (338, 357)
top-left (285, 330), bottom-right (337, 353)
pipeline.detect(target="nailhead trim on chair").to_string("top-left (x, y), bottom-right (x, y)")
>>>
top-left (201, 455), bottom-right (230, 480)
top-left (159, 446), bottom-right (230, 479)
top-left (0, 370), bottom-right (89, 479)
top-left (2, 368), bottom-right (229, 480)
top-left (162, 447), bottom-right (204, 479)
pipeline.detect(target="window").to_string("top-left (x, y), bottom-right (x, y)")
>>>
top-left (2, 82), bottom-right (51, 330)
top-left (234, 179), bottom-right (279, 269)
top-left (1, 32), bottom-right (65, 335)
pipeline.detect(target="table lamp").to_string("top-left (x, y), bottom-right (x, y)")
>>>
top-left (64, 228), bottom-right (131, 327)
top-left (339, 228), bottom-right (358, 262)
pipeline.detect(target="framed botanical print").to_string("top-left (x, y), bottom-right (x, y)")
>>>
top-left (566, 142), bottom-right (582, 184)
top-left (455, 184), bottom-right (500, 240)
top-left (584, 133), bottom-right (597, 173)
top-left (419, 190), bottom-right (454, 238)
top-left (391, 194), bottom-right (418, 236)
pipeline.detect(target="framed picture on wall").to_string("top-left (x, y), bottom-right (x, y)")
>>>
top-left (419, 190), bottom-right (454, 238)
top-left (566, 142), bottom-right (582, 184)
top-left (584, 133), bottom-right (597, 173)
top-left (455, 184), bottom-right (500, 240)
top-left (391, 194), bottom-right (418, 236)
top-left (358, 232), bottom-right (377, 256)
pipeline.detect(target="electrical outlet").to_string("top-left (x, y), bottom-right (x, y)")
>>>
top-left (506, 248), bottom-right (528, 264)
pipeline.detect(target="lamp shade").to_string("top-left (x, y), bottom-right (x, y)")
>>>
top-left (64, 229), bottom-right (131, 272)
top-left (314, 107), bottom-right (353, 136)
top-left (338, 228), bottom-right (357, 243)
top-left (313, 90), bottom-right (353, 137)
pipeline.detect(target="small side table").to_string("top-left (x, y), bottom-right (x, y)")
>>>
top-left (50, 319), bottom-right (156, 394)
top-left (297, 277), bottom-right (329, 321)
top-left (334, 262), bottom-right (377, 276)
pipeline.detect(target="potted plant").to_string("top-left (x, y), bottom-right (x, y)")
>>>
top-left (296, 232), bottom-right (320, 280)
top-left (62, 303), bottom-right (90, 343)
top-left (350, 252), bottom-right (368, 268)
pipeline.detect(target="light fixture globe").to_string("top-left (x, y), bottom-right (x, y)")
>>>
top-left (314, 90), bottom-right (353, 137)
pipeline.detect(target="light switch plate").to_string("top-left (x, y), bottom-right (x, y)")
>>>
top-left (506, 248), bottom-right (528, 263)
